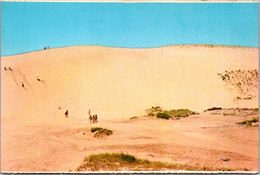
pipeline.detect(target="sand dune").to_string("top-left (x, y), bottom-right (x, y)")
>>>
top-left (1, 45), bottom-right (258, 120)
top-left (1, 45), bottom-right (258, 171)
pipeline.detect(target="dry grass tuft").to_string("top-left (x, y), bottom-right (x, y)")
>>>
top-left (90, 127), bottom-right (113, 137)
top-left (76, 153), bottom-right (238, 171)
top-left (237, 117), bottom-right (259, 126)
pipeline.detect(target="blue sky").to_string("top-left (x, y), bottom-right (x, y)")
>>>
top-left (1, 2), bottom-right (258, 56)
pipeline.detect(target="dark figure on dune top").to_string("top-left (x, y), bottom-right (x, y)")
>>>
top-left (65, 110), bottom-right (69, 118)
top-left (22, 82), bottom-right (24, 88)
top-left (4, 67), bottom-right (7, 71)
top-left (9, 67), bottom-right (12, 71)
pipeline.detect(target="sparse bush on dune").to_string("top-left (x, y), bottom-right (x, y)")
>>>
top-left (205, 107), bottom-right (222, 111)
top-left (237, 117), bottom-right (258, 126)
top-left (135, 107), bottom-right (198, 120)
top-left (145, 106), bottom-right (162, 113)
top-left (90, 127), bottom-right (113, 137)
top-left (223, 113), bottom-right (236, 116)
top-left (225, 107), bottom-right (258, 111)
top-left (218, 69), bottom-right (258, 100)
top-left (156, 112), bottom-right (171, 120)
top-left (120, 153), bottom-right (136, 163)
top-left (240, 107), bottom-right (256, 111)
top-left (130, 116), bottom-right (138, 120)
top-left (76, 152), bottom-right (237, 171)
top-left (147, 112), bottom-right (155, 116)
top-left (165, 109), bottom-right (197, 118)
top-left (90, 127), bottom-right (103, 133)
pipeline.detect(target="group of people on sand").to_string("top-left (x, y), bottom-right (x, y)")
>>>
top-left (21, 77), bottom-right (42, 88)
top-left (4, 66), bottom-right (42, 88)
top-left (88, 110), bottom-right (98, 124)
top-left (44, 46), bottom-right (50, 50)
top-left (4, 67), bottom-right (13, 71)
top-left (64, 109), bottom-right (98, 123)
top-left (4, 66), bottom-right (25, 87)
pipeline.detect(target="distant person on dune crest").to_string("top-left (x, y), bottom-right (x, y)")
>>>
top-left (22, 82), bottom-right (24, 88)
top-left (4, 67), bottom-right (7, 71)
top-left (65, 110), bottom-right (69, 118)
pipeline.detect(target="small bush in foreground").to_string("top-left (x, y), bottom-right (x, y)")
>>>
top-left (156, 112), bottom-right (171, 120)
top-left (76, 152), bottom-right (238, 171)
top-left (121, 153), bottom-right (136, 163)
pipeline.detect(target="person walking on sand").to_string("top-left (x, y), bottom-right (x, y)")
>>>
top-left (65, 110), bottom-right (69, 118)
top-left (4, 67), bottom-right (7, 71)
top-left (93, 115), bottom-right (98, 123)
top-left (22, 82), bottom-right (24, 88)
top-left (89, 115), bottom-right (93, 124)
top-left (88, 110), bottom-right (91, 123)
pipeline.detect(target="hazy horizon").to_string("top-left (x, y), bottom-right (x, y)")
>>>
top-left (2, 2), bottom-right (258, 56)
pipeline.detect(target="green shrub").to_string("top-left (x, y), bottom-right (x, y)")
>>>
top-left (237, 117), bottom-right (258, 126)
top-left (156, 112), bottom-right (171, 120)
top-left (76, 152), bottom-right (235, 171)
top-left (90, 127), bottom-right (103, 133)
top-left (90, 127), bottom-right (113, 137)
top-left (121, 153), bottom-right (136, 163)
top-left (206, 107), bottom-right (222, 111)
top-left (250, 118), bottom-right (258, 123)
top-left (166, 109), bottom-right (197, 118)
top-left (134, 107), bottom-right (197, 121)
top-left (148, 112), bottom-right (155, 116)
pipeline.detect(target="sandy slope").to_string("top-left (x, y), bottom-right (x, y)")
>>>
top-left (1, 45), bottom-right (258, 171)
